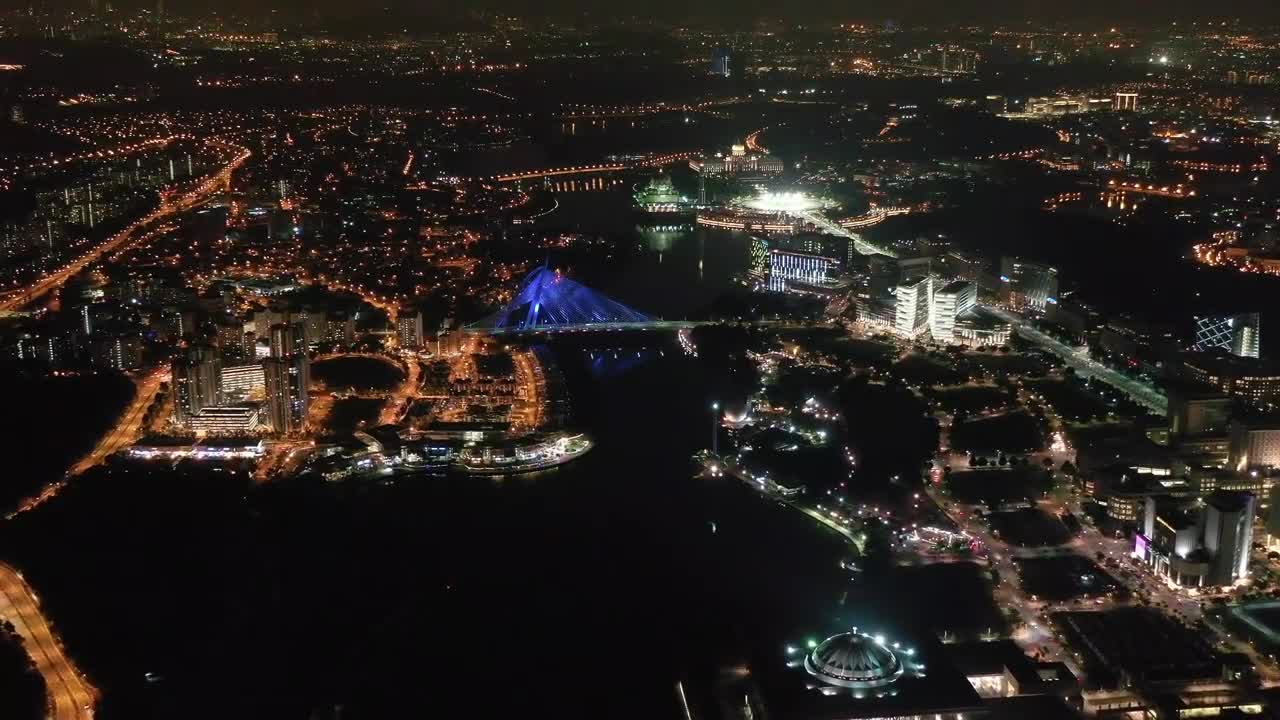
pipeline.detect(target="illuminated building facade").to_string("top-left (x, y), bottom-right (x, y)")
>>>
top-left (930, 280), bottom-right (975, 344)
top-left (953, 316), bottom-right (1011, 347)
top-left (220, 363), bottom-right (266, 398)
top-left (1182, 352), bottom-right (1280, 411)
top-left (1114, 92), bottom-right (1139, 111)
top-left (188, 404), bottom-right (261, 434)
top-left (1137, 491), bottom-right (1256, 587)
top-left (397, 310), bottom-right (425, 349)
top-left (1230, 420), bottom-right (1280, 473)
top-left (1194, 313), bottom-right (1260, 359)
top-left (710, 47), bottom-right (731, 77)
top-left (894, 276), bottom-right (932, 338)
top-left (767, 249), bottom-right (839, 293)
top-left (695, 154), bottom-right (785, 176)
top-left (1025, 95), bottom-right (1112, 115)
top-left (1204, 491), bottom-right (1256, 586)
top-left (1000, 257), bottom-right (1058, 313)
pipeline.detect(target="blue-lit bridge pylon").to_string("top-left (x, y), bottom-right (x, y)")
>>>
top-left (468, 267), bottom-right (659, 335)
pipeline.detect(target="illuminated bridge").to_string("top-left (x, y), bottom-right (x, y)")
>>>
top-left (491, 152), bottom-right (695, 183)
top-left (469, 267), bottom-right (654, 334)
top-left (467, 266), bottom-right (825, 336)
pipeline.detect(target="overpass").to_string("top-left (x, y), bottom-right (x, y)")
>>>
top-left (800, 210), bottom-right (900, 258)
top-left (836, 206), bottom-right (912, 230)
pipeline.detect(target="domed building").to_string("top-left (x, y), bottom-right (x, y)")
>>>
top-left (804, 632), bottom-right (905, 689)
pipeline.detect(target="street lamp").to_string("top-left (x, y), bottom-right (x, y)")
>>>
top-left (711, 401), bottom-right (720, 457)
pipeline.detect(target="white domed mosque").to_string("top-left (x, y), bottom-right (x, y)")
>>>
top-left (714, 624), bottom-right (1079, 720)
top-left (803, 630), bottom-right (907, 689)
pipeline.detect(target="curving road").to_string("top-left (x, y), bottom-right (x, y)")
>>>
top-left (70, 369), bottom-right (168, 476)
top-left (0, 564), bottom-right (97, 720)
top-left (979, 305), bottom-right (1168, 416)
top-left (7, 368), bottom-right (168, 521)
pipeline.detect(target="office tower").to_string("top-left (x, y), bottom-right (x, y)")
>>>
top-left (930, 280), bottom-right (975, 344)
top-left (894, 276), bottom-right (932, 338)
top-left (1182, 352), bottom-right (1280, 410)
top-left (397, 310), bottom-right (425, 349)
top-left (1140, 492), bottom-right (1256, 588)
top-left (173, 345), bottom-right (223, 423)
top-left (943, 250), bottom-right (987, 283)
top-left (1194, 313), bottom-right (1260, 359)
top-left (1114, 92), bottom-right (1138, 111)
top-left (1000, 257), bottom-right (1058, 312)
top-left (1203, 491), bottom-right (1255, 586)
top-left (1229, 418), bottom-right (1280, 474)
top-left (1167, 386), bottom-right (1233, 438)
top-left (710, 47), bottom-right (731, 78)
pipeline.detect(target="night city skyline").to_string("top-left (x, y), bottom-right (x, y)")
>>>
top-left (2, 4), bottom-right (1280, 720)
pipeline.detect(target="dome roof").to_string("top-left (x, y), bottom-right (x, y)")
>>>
top-left (804, 632), bottom-right (904, 689)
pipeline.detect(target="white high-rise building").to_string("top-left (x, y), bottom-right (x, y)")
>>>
top-left (1204, 491), bottom-right (1255, 586)
top-left (894, 276), bottom-right (933, 338)
top-left (930, 280), bottom-right (976, 344)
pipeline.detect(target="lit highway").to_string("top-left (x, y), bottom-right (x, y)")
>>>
top-left (0, 139), bottom-right (250, 313)
top-left (0, 563), bottom-right (97, 720)
top-left (8, 368), bottom-right (168, 521)
top-left (70, 369), bottom-right (169, 476)
top-left (979, 305), bottom-right (1168, 416)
